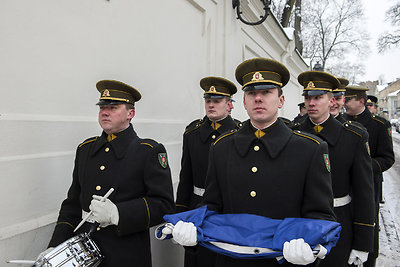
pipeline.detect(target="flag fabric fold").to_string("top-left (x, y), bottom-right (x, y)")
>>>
top-left (156, 205), bottom-right (341, 262)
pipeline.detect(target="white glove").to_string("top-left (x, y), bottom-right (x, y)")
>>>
top-left (90, 195), bottom-right (119, 227)
top-left (283, 238), bottom-right (316, 265)
top-left (157, 223), bottom-right (178, 244)
top-left (36, 247), bottom-right (54, 261)
top-left (348, 249), bottom-right (368, 265)
top-left (172, 221), bottom-right (197, 246)
top-left (313, 244), bottom-right (328, 259)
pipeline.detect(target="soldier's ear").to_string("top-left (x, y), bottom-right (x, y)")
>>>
top-left (128, 108), bottom-right (135, 119)
top-left (278, 95), bottom-right (285, 109)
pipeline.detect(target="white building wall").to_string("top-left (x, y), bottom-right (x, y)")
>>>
top-left (0, 0), bottom-right (308, 265)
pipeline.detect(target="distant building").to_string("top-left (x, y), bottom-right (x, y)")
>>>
top-left (378, 79), bottom-right (400, 119)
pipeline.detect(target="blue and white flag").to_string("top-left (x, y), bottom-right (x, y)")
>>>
top-left (156, 206), bottom-right (341, 262)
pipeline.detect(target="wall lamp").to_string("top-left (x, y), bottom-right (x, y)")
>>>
top-left (232, 0), bottom-right (271, 26)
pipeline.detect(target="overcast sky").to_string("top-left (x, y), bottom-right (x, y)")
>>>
top-left (361, 0), bottom-right (400, 83)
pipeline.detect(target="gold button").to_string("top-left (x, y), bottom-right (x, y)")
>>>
top-left (100, 165), bottom-right (105, 171)
top-left (254, 145), bottom-right (260, 151)
top-left (212, 135), bottom-right (216, 139)
top-left (105, 147), bottom-right (110, 152)
top-left (250, 191), bottom-right (256, 197)
top-left (251, 167), bottom-right (258, 173)
top-left (97, 227), bottom-right (101, 231)
top-left (96, 185), bottom-right (101, 191)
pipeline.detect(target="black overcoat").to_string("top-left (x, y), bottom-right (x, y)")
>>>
top-left (294, 116), bottom-right (375, 266)
top-left (176, 115), bottom-right (241, 212)
top-left (175, 115), bottom-right (241, 267)
top-left (48, 124), bottom-right (174, 267)
top-left (345, 108), bottom-right (394, 262)
top-left (202, 119), bottom-right (336, 267)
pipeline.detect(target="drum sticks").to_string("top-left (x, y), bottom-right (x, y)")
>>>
top-left (73, 188), bottom-right (114, 233)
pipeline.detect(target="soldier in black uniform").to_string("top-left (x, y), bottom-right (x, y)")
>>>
top-left (175, 76), bottom-right (241, 267)
top-left (292, 102), bottom-right (307, 124)
top-left (366, 95), bottom-right (379, 115)
top-left (37, 80), bottom-right (174, 267)
top-left (293, 71), bottom-right (375, 266)
top-left (330, 78), bottom-right (349, 123)
top-left (171, 58), bottom-right (336, 267)
top-left (344, 86), bottom-right (395, 267)
top-left (366, 95), bottom-right (384, 203)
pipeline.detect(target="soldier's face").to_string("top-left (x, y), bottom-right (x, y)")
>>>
top-left (305, 93), bottom-right (333, 123)
top-left (243, 88), bottom-right (284, 128)
top-left (344, 97), bottom-right (364, 116)
top-left (367, 104), bottom-right (378, 115)
top-left (330, 95), bottom-right (345, 116)
top-left (98, 104), bottom-right (135, 134)
top-left (205, 98), bottom-right (231, 121)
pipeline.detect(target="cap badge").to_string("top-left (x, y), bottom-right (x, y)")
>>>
top-left (252, 72), bottom-right (264, 81)
top-left (306, 81), bottom-right (315, 89)
top-left (209, 86), bottom-right (217, 93)
top-left (102, 89), bottom-right (110, 97)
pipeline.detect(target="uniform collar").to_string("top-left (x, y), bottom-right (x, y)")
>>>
top-left (346, 108), bottom-right (371, 125)
top-left (234, 119), bottom-right (292, 159)
top-left (200, 115), bottom-right (235, 143)
top-left (90, 124), bottom-right (138, 159)
top-left (302, 115), bottom-right (341, 146)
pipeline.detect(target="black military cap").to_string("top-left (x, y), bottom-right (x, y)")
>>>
top-left (345, 85), bottom-right (369, 99)
top-left (96, 80), bottom-right (142, 105)
top-left (298, 102), bottom-right (305, 108)
top-left (200, 77), bottom-right (237, 99)
top-left (366, 95), bottom-right (378, 106)
top-left (298, 71), bottom-right (340, 96)
top-left (235, 58), bottom-right (290, 91)
top-left (332, 78), bottom-right (349, 97)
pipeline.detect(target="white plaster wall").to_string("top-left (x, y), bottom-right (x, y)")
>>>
top-left (0, 0), bottom-right (308, 265)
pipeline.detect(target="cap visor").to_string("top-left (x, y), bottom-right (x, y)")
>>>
top-left (332, 92), bottom-right (345, 97)
top-left (204, 94), bottom-right (227, 99)
top-left (96, 100), bottom-right (126, 105)
top-left (302, 90), bottom-right (329, 96)
top-left (243, 84), bottom-right (279, 92)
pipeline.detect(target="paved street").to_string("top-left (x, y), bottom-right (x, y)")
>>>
top-left (376, 127), bottom-right (400, 266)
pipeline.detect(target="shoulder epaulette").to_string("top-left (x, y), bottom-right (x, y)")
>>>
top-left (234, 119), bottom-right (243, 129)
top-left (213, 129), bottom-right (237, 145)
top-left (78, 137), bottom-right (98, 148)
top-left (342, 121), bottom-right (367, 138)
top-left (184, 119), bottom-right (204, 135)
top-left (345, 120), bottom-right (367, 131)
top-left (371, 115), bottom-right (386, 125)
top-left (293, 130), bottom-right (321, 144)
top-left (279, 117), bottom-right (291, 124)
top-left (291, 121), bottom-right (302, 130)
top-left (140, 138), bottom-right (158, 148)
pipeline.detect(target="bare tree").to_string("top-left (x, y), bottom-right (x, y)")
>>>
top-left (281, 0), bottom-right (296, 27)
top-left (326, 61), bottom-right (366, 84)
top-left (301, 0), bottom-right (369, 70)
top-left (270, 0), bottom-right (287, 23)
top-left (294, 0), bottom-right (303, 54)
top-left (378, 2), bottom-right (400, 52)
top-left (270, 0), bottom-right (303, 53)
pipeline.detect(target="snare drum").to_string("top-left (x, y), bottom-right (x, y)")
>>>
top-left (36, 233), bottom-right (103, 267)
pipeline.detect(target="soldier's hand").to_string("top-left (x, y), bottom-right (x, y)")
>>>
top-left (172, 221), bottom-right (197, 246)
top-left (347, 249), bottom-right (368, 265)
top-left (90, 195), bottom-right (119, 227)
top-left (283, 238), bottom-right (316, 265)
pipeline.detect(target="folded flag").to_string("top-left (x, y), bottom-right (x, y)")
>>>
top-left (156, 205), bottom-right (341, 262)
